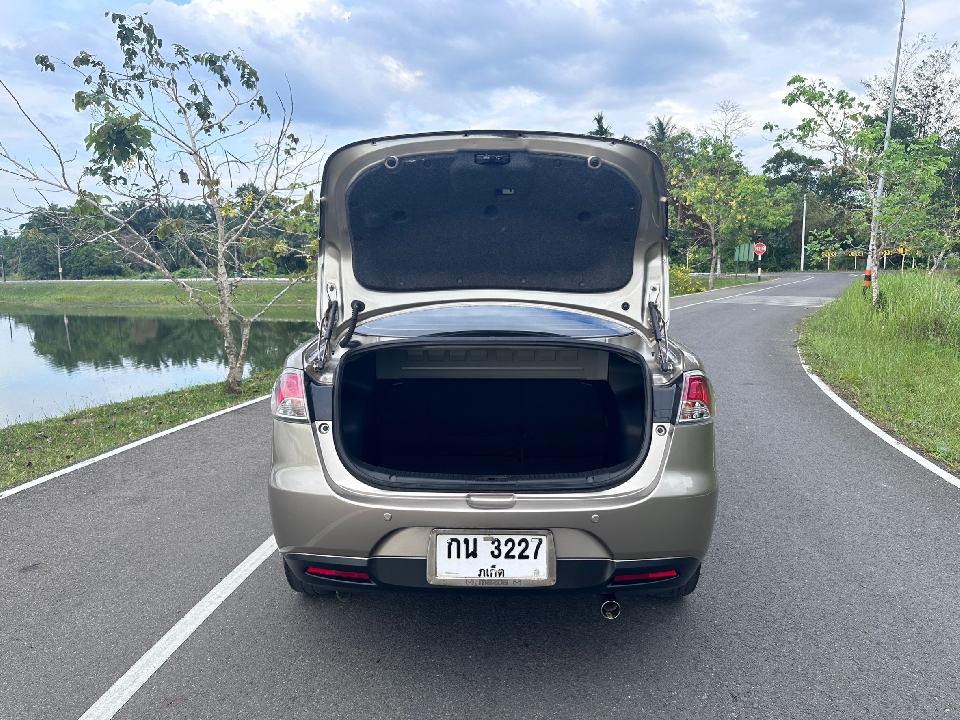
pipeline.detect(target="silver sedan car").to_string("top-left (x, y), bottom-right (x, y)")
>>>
top-left (269, 131), bottom-right (716, 618)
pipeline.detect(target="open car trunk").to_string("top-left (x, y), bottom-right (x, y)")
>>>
top-left (334, 341), bottom-right (652, 492)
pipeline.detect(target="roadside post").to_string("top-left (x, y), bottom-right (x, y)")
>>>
top-left (754, 242), bottom-right (767, 280)
top-left (0, 253), bottom-right (4, 282)
top-left (850, 248), bottom-right (865, 270)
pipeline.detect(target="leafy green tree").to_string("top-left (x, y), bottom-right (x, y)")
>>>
top-left (766, 75), bottom-right (945, 303)
top-left (805, 229), bottom-right (842, 269)
top-left (587, 111), bottom-right (614, 138)
top-left (0, 13), bottom-right (322, 391)
top-left (679, 141), bottom-right (792, 282)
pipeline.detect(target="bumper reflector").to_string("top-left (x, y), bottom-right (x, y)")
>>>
top-left (612, 570), bottom-right (679, 583)
top-left (305, 567), bottom-right (371, 581)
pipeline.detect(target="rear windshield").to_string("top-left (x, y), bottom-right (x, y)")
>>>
top-left (346, 151), bottom-right (642, 293)
top-left (355, 305), bottom-right (633, 338)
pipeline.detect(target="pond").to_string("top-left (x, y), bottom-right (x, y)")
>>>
top-left (0, 313), bottom-right (316, 428)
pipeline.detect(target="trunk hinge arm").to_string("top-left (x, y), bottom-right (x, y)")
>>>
top-left (647, 300), bottom-right (673, 374)
top-left (315, 297), bottom-right (340, 370)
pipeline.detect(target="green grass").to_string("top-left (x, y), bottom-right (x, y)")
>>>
top-left (0, 370), bottom-right (279, 492)
top-left (671, 273), bottom-right (771, 296)
top-left (709, 275), bottom-right (767, 290)
top-left (0, 280), bottom-right (316, 320)
top-left (799, 271), bottom-right (960, 473)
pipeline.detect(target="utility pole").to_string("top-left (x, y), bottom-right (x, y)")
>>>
top-left (867, 0), bottom-right (906, 305)
top-left (800, 193), bottom-right (807, 272)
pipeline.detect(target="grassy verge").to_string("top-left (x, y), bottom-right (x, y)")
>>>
top-left (0, 280), bottom-right (315, 320)
top-left (671, 271), bottom-right (771, 296)
top-left (710, 275), bottom-right (766, 290)
top-left (0, 370), bottom-right (279, 492)
top-left (799, 272), bottom-right (960, 474)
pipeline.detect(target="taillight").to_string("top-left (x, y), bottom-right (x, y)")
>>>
top-left (678, 371), bottom-right (712, 423)
top-left (271, 369), bottom-right (308, 421)
top-left (305, 567), bottom-right (370, 581)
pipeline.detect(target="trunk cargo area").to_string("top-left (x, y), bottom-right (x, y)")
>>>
top-left (335, 343), bottom-right (652, 492)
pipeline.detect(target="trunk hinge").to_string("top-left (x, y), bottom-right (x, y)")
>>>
top-left (647, 300), bottom-right (673, 374)
top-left (315, 286), bottom-right (340, 371)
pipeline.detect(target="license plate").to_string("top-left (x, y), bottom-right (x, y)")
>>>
top-left (427, 530), bottom-right (556, 587)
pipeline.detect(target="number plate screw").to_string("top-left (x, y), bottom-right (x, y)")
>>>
top-left (383, 512), bottom-right (392, 521)
top-left (656, 425), bottom-right (667, 436)
top-left (591, 514), bottom-right (600, 523)
top-left (318, 423), bottom-right (330, 434)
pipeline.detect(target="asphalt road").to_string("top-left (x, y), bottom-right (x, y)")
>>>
top-left (3, 273), bottom-right (959, 719)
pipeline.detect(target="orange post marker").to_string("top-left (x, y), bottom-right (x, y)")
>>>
top-left (863, 268), bottom-right (872, 288)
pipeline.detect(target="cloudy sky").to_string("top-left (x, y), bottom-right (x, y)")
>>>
top-left (1, 0), bottom-right (959, 218)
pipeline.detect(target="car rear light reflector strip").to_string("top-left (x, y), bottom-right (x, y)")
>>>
top-left (305, 566), bottom-right (371, 581)
top-left (271, 369), bottom-right (308, 421)
top-left (678, 371), bottom-right (712, 423)
top-left (612, 570), bottom-right (679, 583)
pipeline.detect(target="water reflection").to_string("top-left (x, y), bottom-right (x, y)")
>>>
top-left (1, 313), bottom-right (316, 427)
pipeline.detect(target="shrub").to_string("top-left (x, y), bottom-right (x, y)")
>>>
top-left (670, 265), bottom-right (706, 295)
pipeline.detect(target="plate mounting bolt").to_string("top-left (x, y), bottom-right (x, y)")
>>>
top-left (591, 514), bottom-right (600, 523)
top-left (383, 512), bottom-right (392, 521)
top-left (656, 425), bottom-right (667, 436)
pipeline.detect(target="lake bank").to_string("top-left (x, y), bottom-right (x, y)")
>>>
top-left (0, 279), bottom-right (317, 320)
top-left (0, 370), bottom-right (277, 492)
top-left (1, 312), bottom-right (315, 428)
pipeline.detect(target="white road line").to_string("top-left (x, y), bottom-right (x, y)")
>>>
top-left (78, 535), bottom-right (278, 720)
top-left (1, 395), bottom-right (270, 501)
top-left (798, 347), bottom-right (960, 491)
top-left (672, 276), bottom-right (815, 311)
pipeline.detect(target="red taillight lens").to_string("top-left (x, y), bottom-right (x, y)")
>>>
top-left (271, 369), bottom-right (308, 421)
top-left (612, 570), bottom-right (679, 583)
top-left (678, 372), bottom-right (712, 423)
top-left (305, 567), bottom-right (370, 581)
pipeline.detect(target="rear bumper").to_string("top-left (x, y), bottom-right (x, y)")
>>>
top-left (269, 418), bottom-right (717, 588)
top-left (283, 552), bottom-right (701, 595)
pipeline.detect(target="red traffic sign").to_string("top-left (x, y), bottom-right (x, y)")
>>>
top-left (754, 242), bottom-right (767, 257)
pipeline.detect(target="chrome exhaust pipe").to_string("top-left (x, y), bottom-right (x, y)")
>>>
top-left (600, 594), bottom-right (620, 620)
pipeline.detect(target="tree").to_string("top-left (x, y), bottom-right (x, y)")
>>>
top-left (675, 137), bottom-right (745, 289)
top-left (644, 115), bottom-right (695, 182)
top-left (873, 134), bottom-right (946, 264)
top-left (863, 36), bottom-right (960, 141)
top-left (0, 13), bottom-right (322, 391)
top-left (587, 111), bottom-right (614, 138)
top-left (700, 100), bottom-right (754, 141)
top-left (805, 229), bottom-right (842, 269)
top-left (768, 76), bottom-right (902, 303)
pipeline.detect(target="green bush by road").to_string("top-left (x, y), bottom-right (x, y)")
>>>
top-left (799, 272), bottom-right (960, 473)
top-left (0, 370), bottom-right (278, 492)
top-left (0, 280), bottom-right (316, 320)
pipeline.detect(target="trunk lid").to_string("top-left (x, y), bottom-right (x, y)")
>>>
top-left (318, 131), bottom-right (670, 337)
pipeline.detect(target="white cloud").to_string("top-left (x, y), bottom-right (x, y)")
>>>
top-left (1, 0), bottom-right (960, 221)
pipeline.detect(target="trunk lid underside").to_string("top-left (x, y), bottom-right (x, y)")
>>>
top-left (319, 132), bottom-right (671, 335)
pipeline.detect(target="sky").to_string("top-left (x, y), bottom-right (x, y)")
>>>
top-left (2, 0), bottom-right (959, 222)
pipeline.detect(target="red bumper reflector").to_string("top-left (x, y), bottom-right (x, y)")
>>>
top-left (305, 567), bottom-right (370, 581)
top-left (613, 570), bottom-right (679, 583)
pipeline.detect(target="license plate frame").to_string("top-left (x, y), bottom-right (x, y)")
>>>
top-left (427, 529), bottom-right (556, 587)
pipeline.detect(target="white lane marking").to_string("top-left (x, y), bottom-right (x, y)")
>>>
top-left (78, 535), bottom-right (278, 720)
top-left (712, 295), bottom-right (836, 307)
top-left (672, 276), bottom-right (815, 311)
top-left (798, 347), bottom-right (960, 490)
top-left (1, 395), bottom-right (270, 501)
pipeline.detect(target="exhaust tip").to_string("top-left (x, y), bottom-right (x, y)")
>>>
top-left (600, 596), bottom-right (621, 620)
